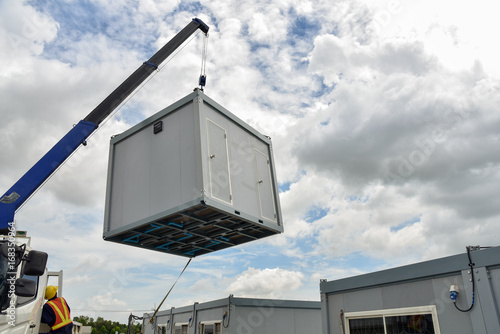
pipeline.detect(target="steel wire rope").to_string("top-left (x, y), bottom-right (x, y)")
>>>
top-left (14, 30), bottom-right (202, 215)
top-left (199, 32), bottom-right (209, 90)
top-left (148, 258), bottom-right (192, 324)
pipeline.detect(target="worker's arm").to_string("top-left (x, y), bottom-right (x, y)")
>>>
top-left (41, 303), bottom-right (56, 327)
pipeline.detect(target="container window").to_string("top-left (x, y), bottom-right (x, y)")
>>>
top-left (348, 317), bottom-right (384, 334)
top-left (386, 315), bottom-right (436, 333)
top-left (345, 306), bottom-right (440, 334)
top-left (157, 325), bottom-right (168, 334)
top-left (199, 322), bottom-right (222, 334)
top-left (174, 324), bottom-right (188, 334)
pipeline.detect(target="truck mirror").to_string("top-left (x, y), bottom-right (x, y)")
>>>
top-left (0, 242), bottom-right (24, 267)
top-left (0, 242), bottom-right (8, 257)
top-left (23, 250), bottom-right (48, 276)
top-left (15, 278), bottom-right (37, 297)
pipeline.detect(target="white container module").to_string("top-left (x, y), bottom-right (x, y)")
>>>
top-left (103, 89), bottom-right (283, 257)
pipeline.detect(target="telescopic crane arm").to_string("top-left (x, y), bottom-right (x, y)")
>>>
top-left (0, 18), bottom-right (209, 230)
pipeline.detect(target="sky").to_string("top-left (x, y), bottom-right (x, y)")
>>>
top-left (1, 0), bottom-right (499, 325)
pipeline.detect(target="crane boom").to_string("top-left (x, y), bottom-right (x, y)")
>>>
top-left (0, 18), bottom-right (209, 230)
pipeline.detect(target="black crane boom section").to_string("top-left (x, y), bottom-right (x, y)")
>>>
top-left (84, 18), bottom-right (209, 125)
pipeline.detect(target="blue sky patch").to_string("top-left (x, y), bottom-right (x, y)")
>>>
top-left (115, 103), bottom-right (146, 126)
top-left (391, 215), bottom-right (422, 232)
top-left (176, 1), bottom-right (205, 14)
top-left (312, 80), bottom-right (335, 97)
top-left (278, 181), bottom-right (291, 192)
top-left (289, 15), bottom-right (320, 40)
top-left (28, 0), bottom-right (160, 64)
top-left (347, 194), bottom-right (369, 203)
top-left (337, 252), bottom-right (387, 271)
top-left (30, 0), bottom-right (114, 38)
top-left (230, 242), bottom-right (291, 270)
top-left (305, 205), bottom-right (329, 223)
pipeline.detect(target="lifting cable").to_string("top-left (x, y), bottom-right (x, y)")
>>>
top-left (148, 258), bottom-right (192, 324)
top-left (198, 32), bottom-right (209, 90)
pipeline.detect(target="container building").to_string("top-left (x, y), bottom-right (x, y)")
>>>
top-left (141, 295), bottom-right (322, 334)
top-left (103, 89), bottom-right (282, 257)
top-left (320, 246), bottom-right (500, 334)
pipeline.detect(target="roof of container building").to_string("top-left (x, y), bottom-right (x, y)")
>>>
top-left (143, 295), bottom-right (321, 319)
top-left (320, 245), bottom-right (500, 295)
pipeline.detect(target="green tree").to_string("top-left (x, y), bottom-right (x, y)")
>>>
top-left (73, 314), bottom-right (143, 334)
top-left (97, 325), bottom-right (108, 334)
top-left (73, 315), bottom-right (93, 326)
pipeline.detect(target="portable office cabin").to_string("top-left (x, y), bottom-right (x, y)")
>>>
top-left (141, 296), bottom-right (322, 334)
top-left (103, 89), bottom-right (283, 257)
top-left (319, 246), bottom-right (500, 334)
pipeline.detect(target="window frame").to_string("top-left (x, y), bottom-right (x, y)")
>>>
top-left (344, 305), bottom-right (441, 334)
top-left (198, 320), bottom-right (222, 334)
top-left (156, 323), bottom-right (168, 334)
top-left (173, 322), bottom-right (189, 334)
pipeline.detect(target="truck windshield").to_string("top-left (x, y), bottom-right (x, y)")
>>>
top-left (0, 255), bottom-right (10, 311)
top-left (16, 264), bottom-right (39, 306)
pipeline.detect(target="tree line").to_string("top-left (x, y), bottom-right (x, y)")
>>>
top-left (73, 315), bottom-right (142, 334)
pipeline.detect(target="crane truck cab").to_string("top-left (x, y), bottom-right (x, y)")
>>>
top-left (0, 229), bottom-right (58, 334)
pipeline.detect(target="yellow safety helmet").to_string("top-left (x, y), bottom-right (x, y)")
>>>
top-left (45, 285), bottom-right (58, 300)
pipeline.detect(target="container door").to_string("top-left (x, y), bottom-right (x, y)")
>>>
top-left (254, 148), bottom-right (276, 222)
top-left (207, 119), bottom-right (232, 204)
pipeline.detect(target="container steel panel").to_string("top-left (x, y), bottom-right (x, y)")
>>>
top-left (254, 148), bottom-right (276, 221)
top-left (207, 119), bottom-right (232, 204)
top-left (103, 89), bottom-right (283, 257)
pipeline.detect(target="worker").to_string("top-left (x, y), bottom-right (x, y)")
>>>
top-left (41, 285), bottom-right (73, 334)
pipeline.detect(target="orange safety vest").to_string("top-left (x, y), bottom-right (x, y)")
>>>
top-left (47, 297), bottom-right (72, 330)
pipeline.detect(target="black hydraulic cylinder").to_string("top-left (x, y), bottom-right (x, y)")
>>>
top-left (84, 18), bottom-right (209, 125)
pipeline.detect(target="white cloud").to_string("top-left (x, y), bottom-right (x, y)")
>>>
top-left (90, 292), bottom-right (127, 307)
top-left (138, 0), bottom-right (181, 17)
top-left (0, 1), bottom-right (58, 68)
top-left (64, 275), bottom-right (92, 285)
top-left (226, 268), bottom-right (304, 299)
top-left (308, 33), bottom-right (436, 85)
top-left (363, 0), bottom-right (500, 76)
top-left (311, 267), bottom-right (365, 283)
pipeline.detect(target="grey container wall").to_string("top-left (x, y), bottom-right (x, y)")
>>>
top-left (103, 89), bottom-right (283, 257)
top-left (320, 246), bottom-right (500, 334)
top-left (141, 296), bottom-right (322, 334)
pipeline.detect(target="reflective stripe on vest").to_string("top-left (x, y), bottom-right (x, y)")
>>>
top-left (47, 297), bottom-right (72, 330)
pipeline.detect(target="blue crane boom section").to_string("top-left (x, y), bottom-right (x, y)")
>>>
top-left (0, 18), bottom-right (209, 230)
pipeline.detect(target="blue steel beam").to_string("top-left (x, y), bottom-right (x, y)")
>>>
top-left (0, 120), bottom-right (97, 229)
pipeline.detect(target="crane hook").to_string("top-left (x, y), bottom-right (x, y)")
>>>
top-left (199, 32), bottom-right (209, 91)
